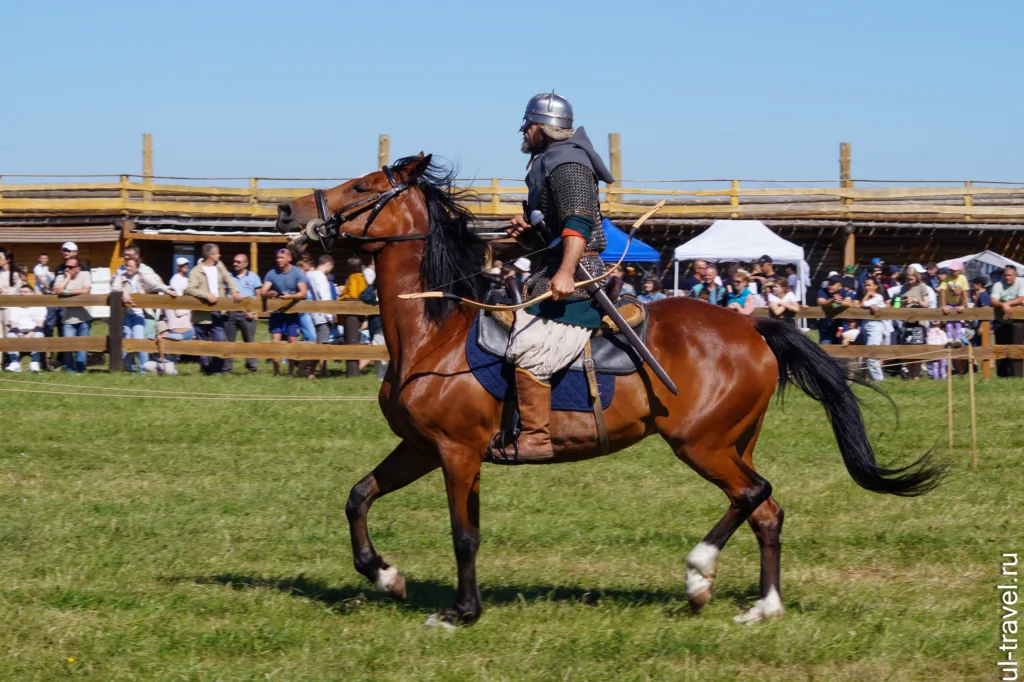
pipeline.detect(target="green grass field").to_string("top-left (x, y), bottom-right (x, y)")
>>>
top-left (1, 366), bottom-right (1020, 681)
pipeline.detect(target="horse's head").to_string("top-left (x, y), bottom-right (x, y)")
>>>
top-left (276, 154), bottom-right (435, 253)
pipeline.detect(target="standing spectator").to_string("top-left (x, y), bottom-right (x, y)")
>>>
top-left (765, 277), bottom-right (802, 323)
top-left (52, 257), bottom-right (93, 373)
top-left (858, 277), bottom-right (887, 382)
top-left (225, 253), bottom-right (262, 374)
top-left (991, 265), bottom-right (1024, 377)
top-left (939, 261), bottom-right (969, 345)
top-left (169, 257), bottom-right (191, 295)
top-left (358, 281), bottom-right (387, 379)
top-left (726, 270), bottom-right (758, 315)
top-left (259, 248), bottom-right (307, 375)
top-left (923, 262), bottom-right (941, 289)
top-left (926, 321), bottom-right (949, 379)
top-left (784, 263), bottom-right (799, 293)
top-left (692, 265), bottom-right (726, 305)
top-left (899, 267), bottom-right (932, 380)
top-left (185, 243), bottom-right (241, 376)
top-left (678, 260), bottom-right (707, 293)
top-left (338, 257), bottom-right (368, 300)
top-left (5, 284), bottom-right (46, 372)
top-left (637, 277), bottom-right (666, 303)
top-left (0, 248), bottom-right (26, 342)
top-left (971, 277), bottom-right (991, 308)
top-left (119, 256), bottom-right (177, 373)
top-left (295, 254), bottom-right (319, 343)
top-left (301, 255), bottom-right (336, 379)
top-left (816, 275), bottom-right (854, 345)
top-left (32, 254), bottom-right (53, 294)
top-left (112, 244), bottom-right (167, 339)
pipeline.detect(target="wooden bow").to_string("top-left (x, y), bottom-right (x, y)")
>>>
top-left (399, 201), bottom-right (665, 312)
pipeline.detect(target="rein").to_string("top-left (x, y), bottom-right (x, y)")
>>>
top-left (309, 164), bottom-right (427, 250)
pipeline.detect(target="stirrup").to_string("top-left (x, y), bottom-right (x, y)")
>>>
top-left (486, 427), bottom-right (522, 464)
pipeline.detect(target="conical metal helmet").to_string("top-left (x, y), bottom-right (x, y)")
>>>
top-left (520, 91), bottom-right (573, 132)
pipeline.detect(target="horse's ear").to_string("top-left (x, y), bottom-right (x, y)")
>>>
top-left (404, 153), bottom-right (432, 182)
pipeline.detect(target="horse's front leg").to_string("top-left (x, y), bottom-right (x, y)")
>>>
top-left (428, 444), bottom-right (483, 626)
top-left (346, 440), bottom-right (439, 599)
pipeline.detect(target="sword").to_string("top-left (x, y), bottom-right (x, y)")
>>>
top-left (529, 210), bottom-right (679, 396)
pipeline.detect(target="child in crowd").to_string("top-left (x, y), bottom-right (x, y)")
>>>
top-left (926, 320), bottom-right (949, 379)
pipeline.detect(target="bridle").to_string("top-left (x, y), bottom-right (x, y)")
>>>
top-left (308, 164), bottom-right (427, 251)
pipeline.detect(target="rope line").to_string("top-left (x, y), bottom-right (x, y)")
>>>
top-left (0, 378), bottom-right (378, 402)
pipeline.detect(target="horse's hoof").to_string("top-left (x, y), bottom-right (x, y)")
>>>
top-left (374, 565), bottom-right (406, 601)
top-left (733, 588), bottom-right (784, 625)
top-left (424, 611), bottom-right (458, 631)
top-left (687, 587), bottom-right (713, 614)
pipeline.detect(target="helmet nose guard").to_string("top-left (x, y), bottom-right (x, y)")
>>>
top-left (520, 91), bottom-right (573, 131)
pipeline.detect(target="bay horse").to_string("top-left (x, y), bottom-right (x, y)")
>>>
top-left (276, 155), bottom-right (942, 627)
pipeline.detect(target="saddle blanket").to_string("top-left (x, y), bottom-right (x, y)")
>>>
top-left (466, 313), bottom-right (614, 412)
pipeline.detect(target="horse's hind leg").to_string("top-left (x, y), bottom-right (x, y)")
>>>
top-left (666, 434), bottom-right (776, 618)
top-left (346, 441), bottom-right (439, 600)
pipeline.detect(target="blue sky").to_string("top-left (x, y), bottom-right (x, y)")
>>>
top-left (2, 0), bottom-right (1022, 183)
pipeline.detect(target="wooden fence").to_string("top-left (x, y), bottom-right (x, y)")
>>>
top-left (4, 175), bottom-right (1024, 223)
top-left (1, 294), bottom-right (1022, 378)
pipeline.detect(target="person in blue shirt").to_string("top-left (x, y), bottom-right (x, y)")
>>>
top-left (691, 265), bottom-right (726, 305)
top-left (259, 248), bottom-right (308, 375)
top-left (225, 253), bottom-right (262, 373)
top-left (816, 275), bottom-right (855, 344)
top-left (637, 277), bottom-right (666, 303)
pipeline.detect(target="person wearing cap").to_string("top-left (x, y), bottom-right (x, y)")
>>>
top-left (816, 275), bottom-right (854, 344)
top-left (259, 248), bottom-right (308, 375)
top-left (185, 243), bottom-right (241, 375)
top-left (170, 257), bottom-right (191, 295)
top-left (52, 256), bottom-right (93, 373)
top-left (497, 91), bottom-right (615, 462)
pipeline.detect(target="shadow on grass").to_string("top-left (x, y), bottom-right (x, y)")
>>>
top-left (165, 573), bottom-right (769, 615)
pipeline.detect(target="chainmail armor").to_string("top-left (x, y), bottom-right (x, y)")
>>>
top-left (525, 162), bottom-right (606, 301)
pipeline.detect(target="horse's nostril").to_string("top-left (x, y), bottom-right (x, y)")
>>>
top-left (277, 203), bottom-right (293, 220)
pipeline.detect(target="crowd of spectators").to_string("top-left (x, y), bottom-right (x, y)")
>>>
top-left (0, 242), bottom-right (385, 378)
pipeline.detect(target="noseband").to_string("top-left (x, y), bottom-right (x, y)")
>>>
top-left (310, 165), bottom-right (428, 250)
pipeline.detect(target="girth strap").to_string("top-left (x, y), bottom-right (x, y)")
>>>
top-left (582, 341), bottom-right (610, 455)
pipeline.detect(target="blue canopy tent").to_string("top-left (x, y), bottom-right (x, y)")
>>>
top-left (599, 219), bottom-right (660, 263)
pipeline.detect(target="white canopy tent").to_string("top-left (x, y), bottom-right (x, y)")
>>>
top-left (938, 250), bottom-right (1024, 280)
top-left (672, 220), bottom-right (811, 302)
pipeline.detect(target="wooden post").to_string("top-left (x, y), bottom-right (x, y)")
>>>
top-left (142, 133), bottom-right (153, 202)
top-left (844, 229), bottom-right (856, 270)
top-left (968, 343), bottom-right (978, 468)
top-left (108, 294), bottom-right (124, 372)
top-left (378, 134), bottom-right (390, 168)
top-left (249, 241), bottom-right (258, 273)
top-left (248, 177), bottom-right (259, 205)
top-left (946, 349), bottom-right (954, 455)
top-left (490, 178), bottom-right (501, 212)
top-left (840, 141), bottom-right (853, 222)
top-left (344, 315), bottom-right (361, 377)
top-left (963, 180), bottom-right (973, 221)
top-left (608, 132), bottom-right (621, 205)
top-left (980, 320), bottom-right (992, 379)
top-left (119, 174), bottom-right (130, 213)
top-left (730, 180), bottom-right (740, 218)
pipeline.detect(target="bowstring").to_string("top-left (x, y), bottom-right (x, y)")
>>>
top-left (424, 241), bottom-right (558, 293)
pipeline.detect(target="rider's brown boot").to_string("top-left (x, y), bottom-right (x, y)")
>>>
top-left (498, 368), bottom-right (555, 462)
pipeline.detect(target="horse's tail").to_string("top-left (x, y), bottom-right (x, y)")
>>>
top-left (754, 317), bottom-right (946, 496)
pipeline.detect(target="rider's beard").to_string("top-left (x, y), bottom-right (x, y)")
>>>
top-left (521, 131), bottom-right (542, 154)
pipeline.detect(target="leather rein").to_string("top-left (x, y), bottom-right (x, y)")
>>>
top-left (310, 164), bottom-right (427, 250)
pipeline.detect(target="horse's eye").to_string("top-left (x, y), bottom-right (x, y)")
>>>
top-left (353, 183), bottom-right (368, 193)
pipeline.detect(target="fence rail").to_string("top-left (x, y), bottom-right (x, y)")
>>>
top-left (5, 176), bottom-right (1024, 222)
top-left (1, 294), bottom-right (1022, 376)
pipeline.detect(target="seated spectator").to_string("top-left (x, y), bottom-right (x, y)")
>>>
top-left (726, 270), bottom-right (758, 316)
top-left (5, 284), bottom-right (46, 372)
top-left (157, 305), bottom-right (194, 376)
top-left (185, 244), bottom-right (241, 376)
top-left (52, 257), bottom-right (93, 373)
top-left (610, 265), bottom-right (636, 297)
top-left (692, 266), bottom-right (726, 305)
top-left (992, 265), bottom-right (1024, 377)
top-left (765, 277), bottom-right (802, 323)
top-left (816, 275), bottom-right (854, 345)
top-left (637, 277), bottom-right (666, 303)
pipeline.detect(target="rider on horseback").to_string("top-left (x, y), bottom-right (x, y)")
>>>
top-left (499, 92), bottom-right (616, 462)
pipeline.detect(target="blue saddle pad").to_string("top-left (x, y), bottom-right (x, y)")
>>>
top-left (466, 313), bottom-right (614, 412)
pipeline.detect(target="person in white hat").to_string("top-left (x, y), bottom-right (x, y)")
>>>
top-left (169, 257), bottom-right (191, 296)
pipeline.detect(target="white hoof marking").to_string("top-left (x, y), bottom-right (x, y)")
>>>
top-left (423, 613), bottom-right (456, 631)
top-left (685, 542), bottom-right (720, 599)
top-left (374, 565), bottom-right (400, 593)
top-left (733, 587), bottom-right (785, 624)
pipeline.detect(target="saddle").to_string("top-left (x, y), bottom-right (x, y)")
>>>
top-left (476, 298), bottom-right (647, 376)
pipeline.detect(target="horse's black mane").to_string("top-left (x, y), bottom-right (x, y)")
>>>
top-left (391, 156), bottom-right (487, 323)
